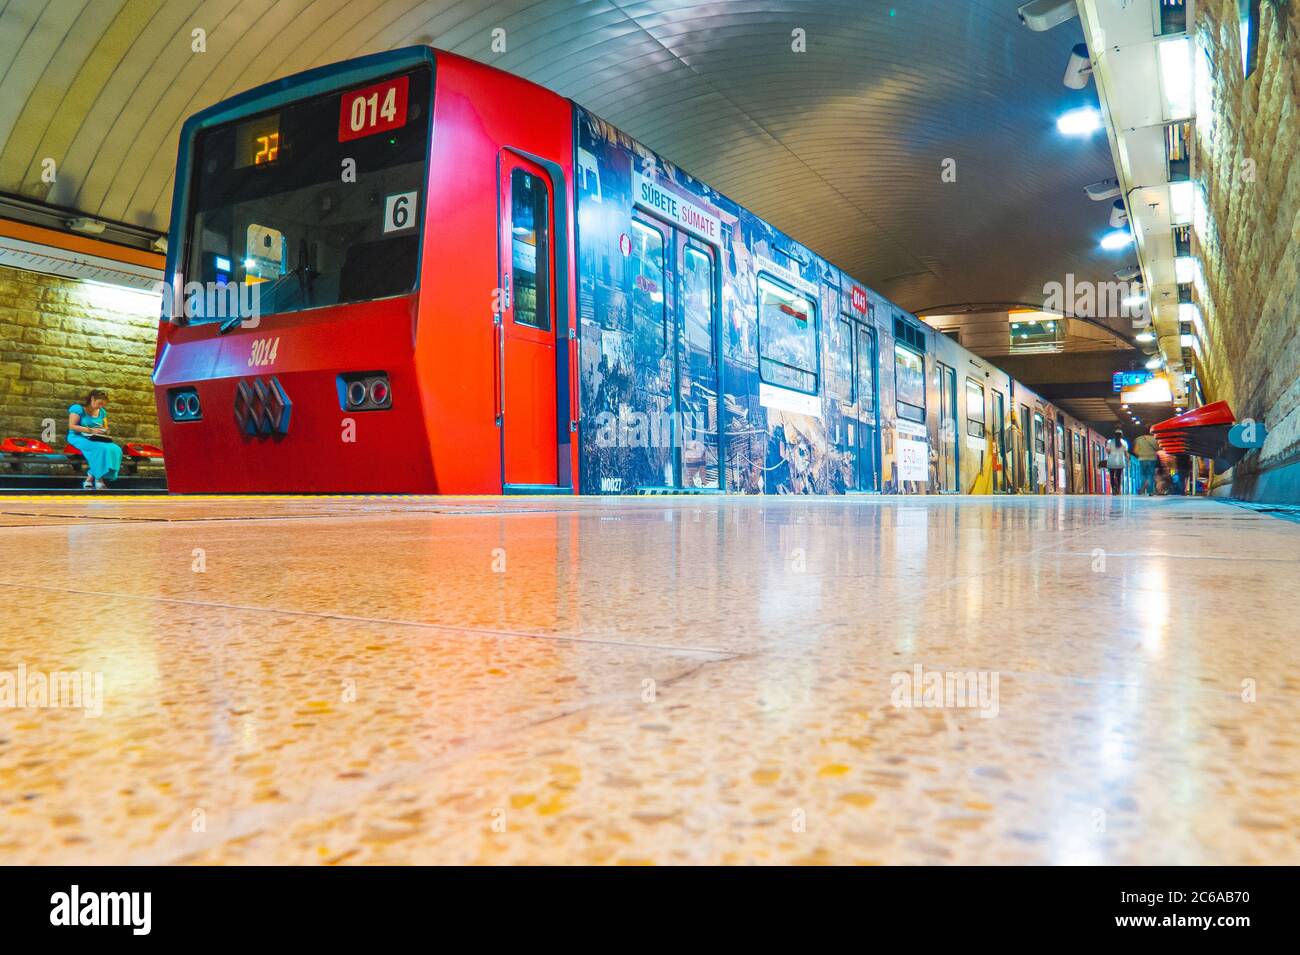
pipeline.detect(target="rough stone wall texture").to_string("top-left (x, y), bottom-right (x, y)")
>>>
top-left (0, 265), bottom-right (161, 448)
top-left (1195, 0), bottom-right (1300, 490)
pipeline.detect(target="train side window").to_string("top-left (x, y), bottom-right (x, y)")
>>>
top-left (965, 378), bottom-right (985, 438)
top-left (628, 219), bottom-right (666, 354)
top-left (757, 275), bottom-right (818, 394)
top-left (894, 343), bottom-right (925, 423)
top-left (510, 169), bottom-right (550, 331)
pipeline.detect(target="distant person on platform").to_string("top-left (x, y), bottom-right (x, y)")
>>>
top-left (1105, 429), bottom-right (1129, 495)
top-left (67, 389), bottom-right (122, 490)
top-left (1133, 426), bottom-right (1160, 496)
top-left (1174, 451), bottom-right (1194, 496)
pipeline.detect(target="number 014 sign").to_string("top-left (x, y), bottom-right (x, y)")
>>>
top-left (338, 75), bottom-right (409, 143)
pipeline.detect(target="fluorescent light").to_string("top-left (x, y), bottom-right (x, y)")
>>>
top-left (1123, 293), bottom-right (1147, 308)
top-left (1179, 302), bottom-right (1204, 339)
top-left (1169, 181), bottom-right (1194, 225)
top-left (1158, 37), bottom-right (1194, 121)
top-left (1145, 356), bottom-right (1163, 369)
top-left (215, 256), bottom-right (232, 272)
top-left (1057, 107), bottom-right (1103, 136)
top-left (1135, 331), bottom-right (1154, 342)
top-left (1180, 334), bottom-right (1197, 347)
top-left (1100, 229), bottom-right (1135, 250)
top-left (1175, 255), bottom-right (1197, 284)
top-left (79, 281), bottom-right (164, 317)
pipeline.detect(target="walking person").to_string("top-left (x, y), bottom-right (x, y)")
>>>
top-left (67, 389), bottom-right (123, 490)
top-left (1105, 428), bottom-right (1129, 495)
top-left (1133, 426), bottom-right (1160, 496)
top-left (1174, 452), bottom-right (1194, 495)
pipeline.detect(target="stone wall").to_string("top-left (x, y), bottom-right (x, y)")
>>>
top-left (1195, 0), bottom-right (1300, 498)
top-left (0, 265), bottom-right (162, 448)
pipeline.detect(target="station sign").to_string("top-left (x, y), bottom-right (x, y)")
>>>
top-left (633, 173), bottom-right (722, 245)
top-left (1112, 370), bottom-right (1153, 392)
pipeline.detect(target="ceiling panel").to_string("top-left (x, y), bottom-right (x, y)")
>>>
top-left (0, 0), bottom-right (1122, 316)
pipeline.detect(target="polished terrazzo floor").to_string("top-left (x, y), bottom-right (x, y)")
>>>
top-left (1, 493), bottom-right (1297, 865)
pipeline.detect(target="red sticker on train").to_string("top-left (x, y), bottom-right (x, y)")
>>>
top-left (851, 286), bottom-right (869, 313)
top-left (338, 76), bottom-right (409, 142)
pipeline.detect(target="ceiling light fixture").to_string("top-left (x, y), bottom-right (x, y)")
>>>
top-left (1100, 229), bottom-right (1135, 250)
top-left (1158, 36), bottom-right (1195, 121)
top-left (1085, 179), bottom-right (1122, 201)
top-left (1057, 106), bottom-right (1103, 136)
top-left (1018, 0), bottom-right (1080, 31)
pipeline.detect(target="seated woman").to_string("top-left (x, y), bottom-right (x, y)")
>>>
top-left (67, 389), bottom-right (123, 490)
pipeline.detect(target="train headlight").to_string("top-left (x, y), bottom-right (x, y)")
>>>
top-left (337, 373), bottom-right (392, 411)
top-left (168, 387), bottom-right (201, 421)
top-left (345, 380), bottom-right (368, 408)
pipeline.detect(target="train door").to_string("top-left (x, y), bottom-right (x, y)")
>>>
top-left (1032, 411), bottom-right (1046, 491)
top-left (853, 321), bottom-right (880, 491)
top-left (1055, 420), bottom-right (1066, 492)
top-left (991, 390), bottom-right (1006, 492)
top-left (498, 156), bottom-right (558, 488)
top-left (937, 362), bottom-right (959, 492)
top-left (1018, 404), bottom-right (1031, 490)
top-left (673, 233), bottom-right (721, 489)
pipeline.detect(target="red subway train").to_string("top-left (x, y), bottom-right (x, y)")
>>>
top-left (152, 46), bottom-right (1113, 496)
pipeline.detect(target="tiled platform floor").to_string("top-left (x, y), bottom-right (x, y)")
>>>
top-left (1, 494), bottom-right (1297, 864)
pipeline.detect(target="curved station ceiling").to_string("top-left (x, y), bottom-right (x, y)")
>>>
top-left (0, 0), bottom-right (1122, 320)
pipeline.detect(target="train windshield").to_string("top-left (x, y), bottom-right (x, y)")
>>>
top-left (183, 67), bottom-right (431, 323)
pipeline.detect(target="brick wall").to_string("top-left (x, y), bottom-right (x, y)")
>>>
top-left (1196, 0), bottom-right (1300, 493)
top-left (0, 265), bottom-right (162, 448)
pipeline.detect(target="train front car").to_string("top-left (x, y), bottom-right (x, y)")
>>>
top-left (153, 48), bottom-right (578, 493)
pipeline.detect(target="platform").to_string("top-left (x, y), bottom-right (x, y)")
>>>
top-left (1, 494), bottom-right (1296, 865)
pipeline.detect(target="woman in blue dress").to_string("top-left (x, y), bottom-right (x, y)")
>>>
top-left (67, 389), bottom-right (123, 490)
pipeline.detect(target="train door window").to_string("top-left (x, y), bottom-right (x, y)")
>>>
top-left (509, 169), bottom-right (551, 331)
top-left (832, 315), bottom-right (854, 401)
top-left (757, 275), bottom-right (818, 394)
top-left (937, 363), bottom-right (959, 491)
top-left (857, 324), bottom-right (876, 419)
top-left (1019, 404), bottom-right (1031, 485)
top-left (628, 219), bottom-right (667, 355)
top-left (681, 245), bottom-right (714, 359)
top-left (991, 390), bottom-right (1006, 491)
top-left (965, 378), bottom-right (985, 438)
top-left (676, 238), bottom-right (719, 490)
top-left (1033, 412), bottom-right (1046, 453)
top-left (894, 344), bottom-right (925, 423)
top-left (1073, 432), bottom-right (1083, 465)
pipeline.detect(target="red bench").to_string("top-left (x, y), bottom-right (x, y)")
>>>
top-left (1, 437), bottom-right (164, 475)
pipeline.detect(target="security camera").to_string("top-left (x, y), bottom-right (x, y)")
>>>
top-left (1085, 178), bottom-right (1121, 201)
top-left (1063, 43), bottom-right (1093, 89)
top-left (1109, 199), bottom-right (1128, 228)
top-left (1018, 0), bottom-right (1079, 32)
top-left (1114, 265), bottom-right (1141, 281)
